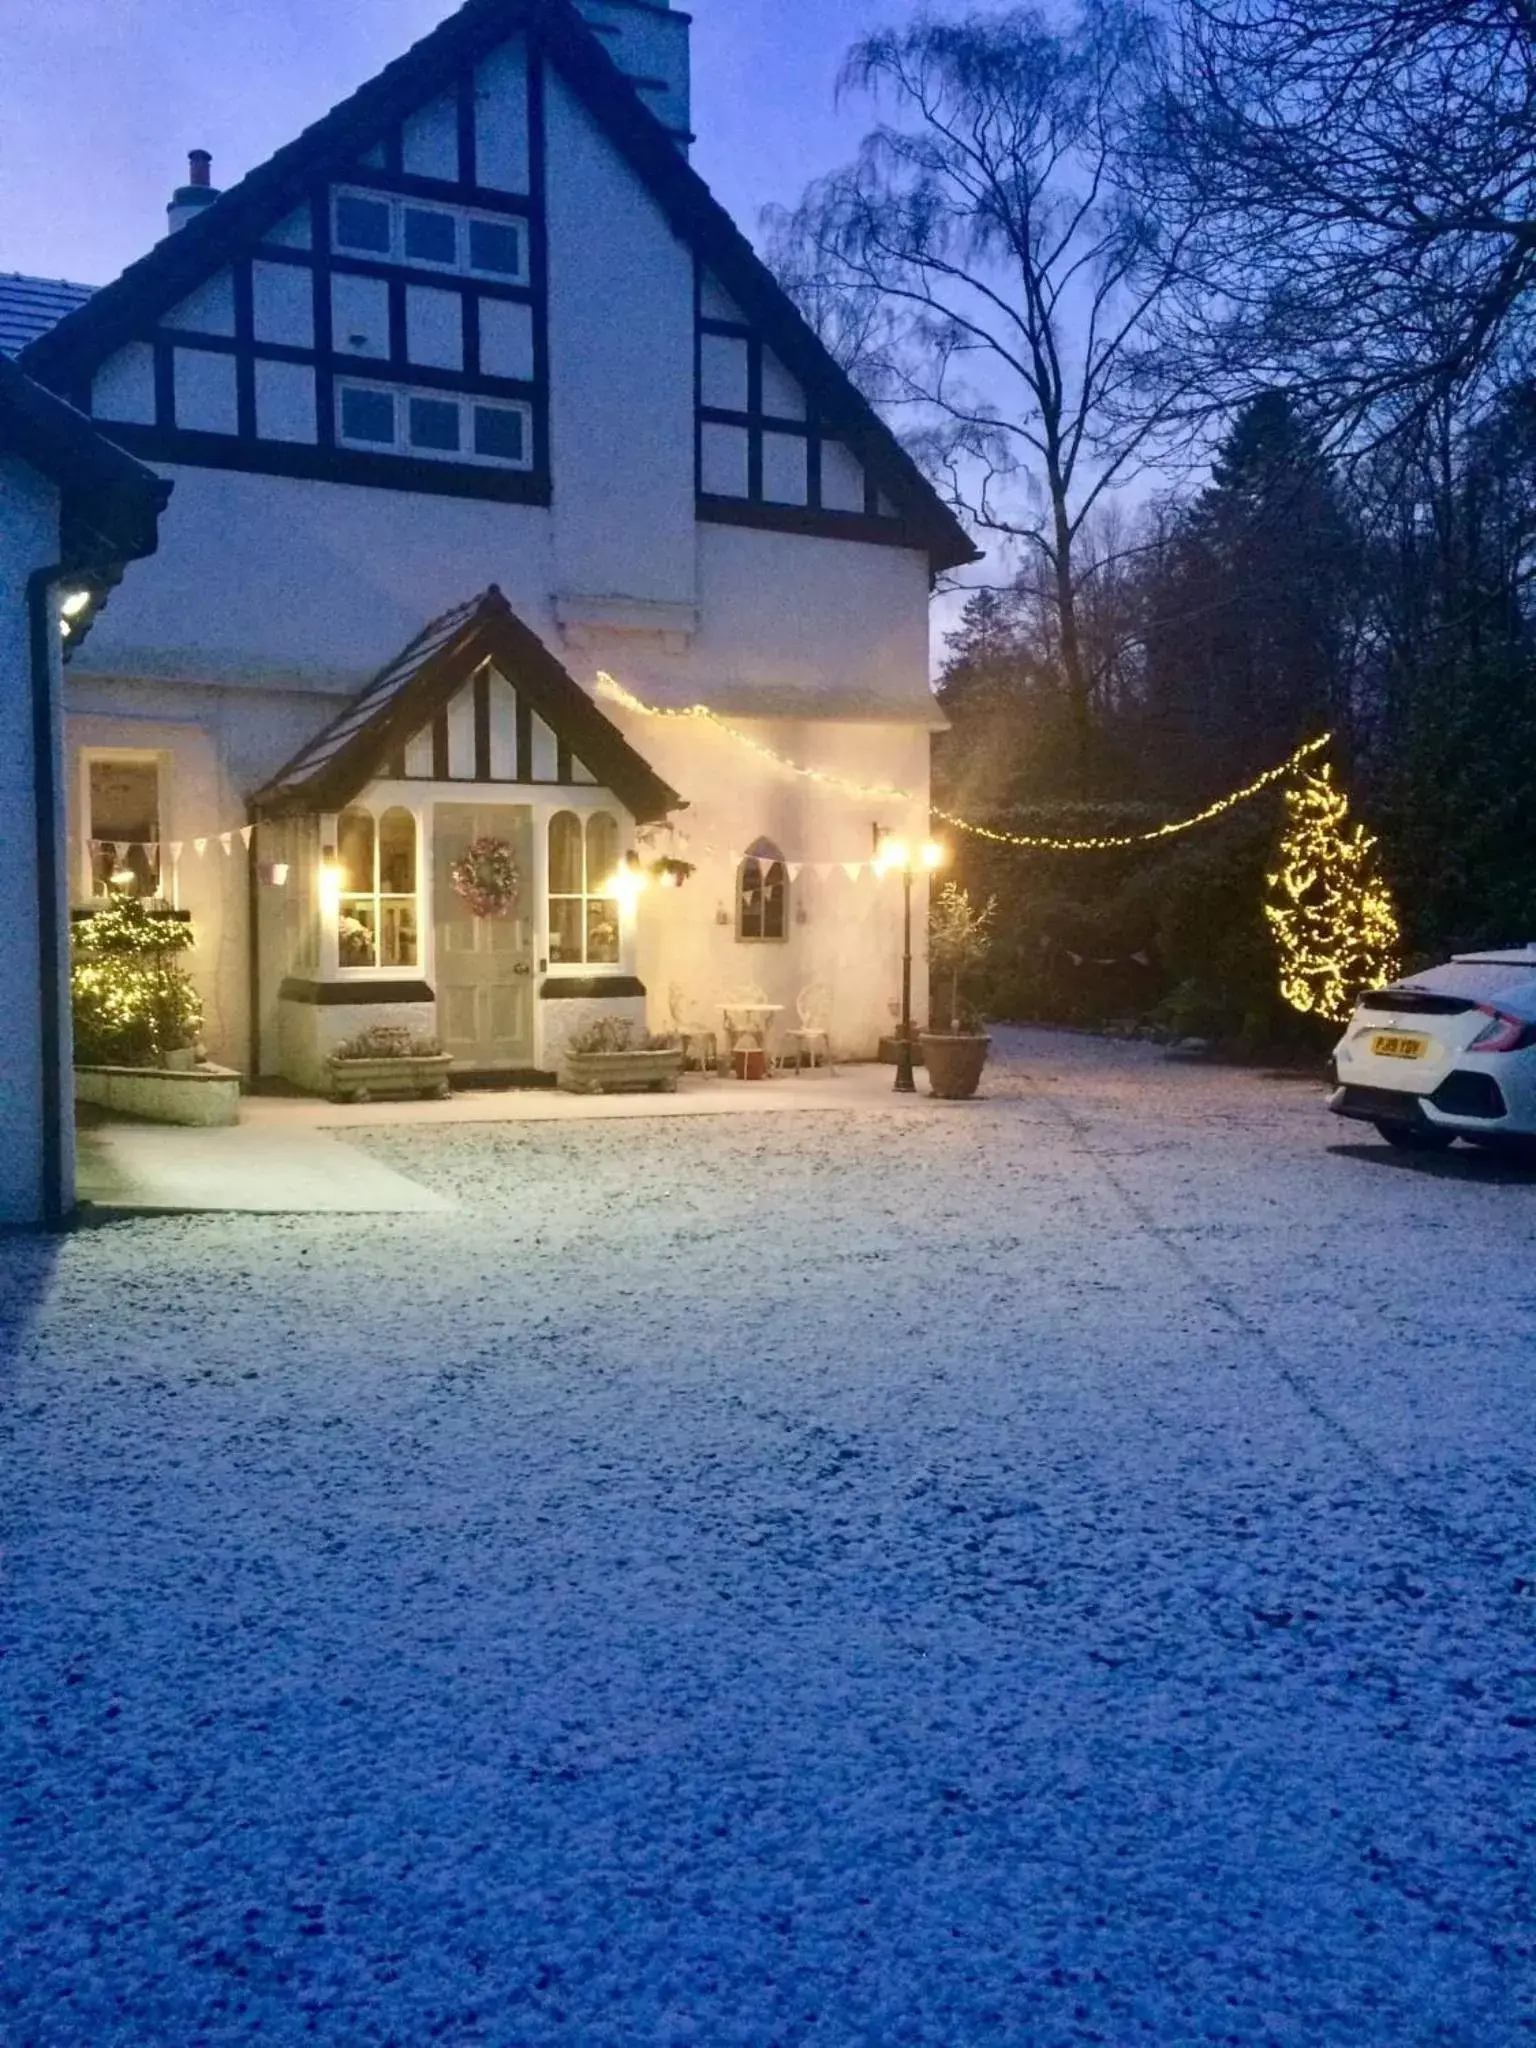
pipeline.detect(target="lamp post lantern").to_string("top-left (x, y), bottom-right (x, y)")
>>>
top-left (873, 828), bottom-right (946, 1094)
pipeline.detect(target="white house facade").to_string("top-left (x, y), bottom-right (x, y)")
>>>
top-left (7, 0), bottom-right (974, 1091)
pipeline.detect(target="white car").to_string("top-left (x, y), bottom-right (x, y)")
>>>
top-left (1330, 947), bottom-right (1536, 1151)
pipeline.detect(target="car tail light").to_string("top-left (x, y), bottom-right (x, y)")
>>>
top-left (1467, 1006), bottom-right (1536, 1053)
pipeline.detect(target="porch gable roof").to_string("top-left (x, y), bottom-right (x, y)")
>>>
top-left (251, 585), bottom-right (684, 823)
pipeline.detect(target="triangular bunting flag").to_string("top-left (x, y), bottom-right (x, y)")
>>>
top-left (167, 843), bottom-right (183, 863)
top-left (842, 862), bottom-right (863, 882)
top-left (113, 841), bottom-right (130, 863)
top-left (218, 832), bottom-right (233, 854)
top-left (786, 864), bottom-right (802, 882)
top-left (240, 825), bottom-right (254, 849)
top-left (193, 838), bottom-right (208, 857)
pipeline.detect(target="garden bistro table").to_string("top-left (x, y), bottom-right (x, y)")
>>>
top-left (720, 1001), bottom-right (783, 1077)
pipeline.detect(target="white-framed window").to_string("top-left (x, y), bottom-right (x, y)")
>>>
top-left (337, 381), bottom-right (532, 469)
top-left (548, 810), bottom-right (621, 967)
top-left (336, 804), bottom-right (419, 970)
top-left (737, 840), bottom-right (789, 942)
top-left (332, 188), bottom-right (530, 284)
top-left (83, 751), bottom-right (163, 900)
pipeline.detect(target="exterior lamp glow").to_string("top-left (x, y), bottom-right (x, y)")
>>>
top-left (60, 589), bottom-right (92, 618)
top-left (874, 835), bottom-right (910, 877)
top-left (318, 847), bottom-right (342, 919)
top-left (872, 826), bottom-right (946, 1093)
top-left (609, 853), bottom-right (648, 910)
top-left (922, 839), bottom-right (946, 870)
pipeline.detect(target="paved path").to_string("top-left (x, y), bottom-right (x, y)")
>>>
top-left (3, 1030), bottom-right (1531, 2044)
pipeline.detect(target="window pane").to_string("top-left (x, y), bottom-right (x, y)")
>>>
top-left (549, 812), bottom-right (583, 895)
top-left (335, 194), bottom-right (391, 253)
top-left (408, 396), bottom-right (461, 452)
top-left (763, 861), bottom-right (788, 941)
top-left (586, 898), bottom-right (620, 965)
top-left (338, 902), bottom-right (377, 967)
top-left (337, 809), bottom-right (375, 895)
top-left (585, 812), bottom-right (619, 891)
top-left (473, 404), bottom-right (525, 463)
top-left (339, 386), bottom-right (395, 445)
top-left (403, 207), bottom-right (457, 265)
top-left (378, 899), bottom-right (418, 968)
top-left (89, 758), bottom-right (160, 897)
top-left (737, 859), bottom-right (763, 940)
top-left (549, 897), bottom-right (583, 965)
top-left (468, 218), bottom-right (524, 276)
top-left (378, 808), bottom-right (416, 893)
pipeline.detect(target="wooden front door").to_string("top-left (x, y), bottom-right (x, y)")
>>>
top-left (433, 803), bottom-right (535, 1069)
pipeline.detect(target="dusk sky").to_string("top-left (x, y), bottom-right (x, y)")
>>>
top-left (0, 1), bottom-right (992, 287)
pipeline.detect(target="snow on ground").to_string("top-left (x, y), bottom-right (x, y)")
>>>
top-left (1, 1029), bottom-right (1532, 2045)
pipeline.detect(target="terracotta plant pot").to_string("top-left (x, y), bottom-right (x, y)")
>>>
top-left (921, 1032), bottom-right (991, 1100)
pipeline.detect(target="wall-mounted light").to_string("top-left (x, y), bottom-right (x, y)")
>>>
top-left (608, 851), bottom-right (648, 911)
top-left (60, 589), bottom-right (92, 619)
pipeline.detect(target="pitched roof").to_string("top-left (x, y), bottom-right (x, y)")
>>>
top-left (0, 273), bottom-right (95, 358)
top-left (19, 0), bottom-right (976, 573)
top-left (0, 353), bottom-right (170, 574)
top-left (252, 584), bottom-right (685, 822)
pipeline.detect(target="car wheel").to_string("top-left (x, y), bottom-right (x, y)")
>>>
top-left (1374, 1121), bottom-right (1455, 1151)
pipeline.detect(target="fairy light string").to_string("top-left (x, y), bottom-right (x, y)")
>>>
top-left (932, 734), bottom-right (1333, 851)
top-left (599, 672), bottom-right (1332, 853)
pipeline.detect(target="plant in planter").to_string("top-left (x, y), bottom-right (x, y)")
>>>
top-left (559, 1016), bottom-right (684, 1095)
top-left (327, 1024), bottom-right (454, 1103)
top-left (923, 881), bottom-right (997, 1099)
top-left (72, 897), bottom-right (204, 1068)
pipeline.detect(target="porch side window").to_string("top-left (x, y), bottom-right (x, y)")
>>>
top-left (337, 805), bottom-right (418, 969)
top-left (87, 757), bottom-right (161, 899)
top-left (548, 809), bottom-right (621, 966)
top-left (737, 843), bottom-right (788, 941)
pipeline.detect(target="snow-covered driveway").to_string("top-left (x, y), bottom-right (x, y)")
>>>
top-left (2, 1030), bottom-right (1532, 2044)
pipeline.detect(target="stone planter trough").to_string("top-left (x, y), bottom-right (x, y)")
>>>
top-left (75, 1062), bottom-right (242, 1127)
top-left (327, 1052), bottom-right (455, 1103)
top-left (560, 1047), bottom-right (683, 1095)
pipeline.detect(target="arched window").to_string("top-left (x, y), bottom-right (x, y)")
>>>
top-left (737, 839), bottom-right (788, 942)
top-left (548, 808), bottom-right (622, 966)
top-left (336, 805), bottom-right (418, 969)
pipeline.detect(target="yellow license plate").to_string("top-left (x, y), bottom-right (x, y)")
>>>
top-left (1371, 1031), bottom-right (1428, 1060)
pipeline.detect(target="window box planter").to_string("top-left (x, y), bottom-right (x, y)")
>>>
top-left (920, 1032), bottom-right (991, 1100)
top-left (326, 1051), bottom-right (455, 1103)
top-left (559, 1047), bottom-right (683, 1095)
top-left (75, 1061), bottom-right (242, 1127)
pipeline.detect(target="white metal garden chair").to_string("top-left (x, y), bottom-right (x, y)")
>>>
top-left (779, 982), bottom-right (835, 1075)
top-left (667, 982), bottom-right (719, 1073)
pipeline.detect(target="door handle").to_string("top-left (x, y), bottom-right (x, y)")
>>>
top-left (512, 961), bottom-right (532, 977)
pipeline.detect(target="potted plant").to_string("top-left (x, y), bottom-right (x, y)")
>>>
top-left (71, 898), bottom-right (243, 1125)
top-left (327, 1024), bottom-right (454, 1102)
top-left (923, 881), bottom-right (996, 1099)
top-left (560, 1016), bottom-right (684, 1094)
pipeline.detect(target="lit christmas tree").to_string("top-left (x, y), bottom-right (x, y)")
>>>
top-left (1266, 764), bottom-right (1400, 1022)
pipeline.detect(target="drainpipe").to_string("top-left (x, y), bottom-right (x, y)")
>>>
top-left (246, 807), bottom-right (261, 1084)
top-left (26, 567), bottom-right (69, 1228)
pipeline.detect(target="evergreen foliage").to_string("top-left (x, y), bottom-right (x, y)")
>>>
top-left (71, 899), bottom-right (202, 1068)
top-left (1264, 768), bottom-right (1401, 1024)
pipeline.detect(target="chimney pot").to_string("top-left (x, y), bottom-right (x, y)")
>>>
top-left (188, 149), bottom-right (212, 187)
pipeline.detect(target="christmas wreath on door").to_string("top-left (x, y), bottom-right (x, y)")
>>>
top-left (450, 837), bottom-right (520, 918)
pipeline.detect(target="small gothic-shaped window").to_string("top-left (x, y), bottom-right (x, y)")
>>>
top-left (737, 840), bottom-right (788, 942)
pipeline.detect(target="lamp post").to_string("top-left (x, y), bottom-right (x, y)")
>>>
top-left (873, 828), bottom-right (946, 1093)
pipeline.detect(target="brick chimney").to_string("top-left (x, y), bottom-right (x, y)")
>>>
top-left (166, 150), bottom-right (219, 235)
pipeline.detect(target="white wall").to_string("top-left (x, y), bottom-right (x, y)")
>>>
top-left (545, 70), bottom-right (698, 610)
top-left (0, 459), bottom-right (69, 1224)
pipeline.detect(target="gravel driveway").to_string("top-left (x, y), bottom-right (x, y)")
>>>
top-left (2, 1030), bottom-right (1532, 2044)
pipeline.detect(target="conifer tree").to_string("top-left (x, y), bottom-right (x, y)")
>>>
top-left (1265, 765), bottom-right (1399, 1023)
